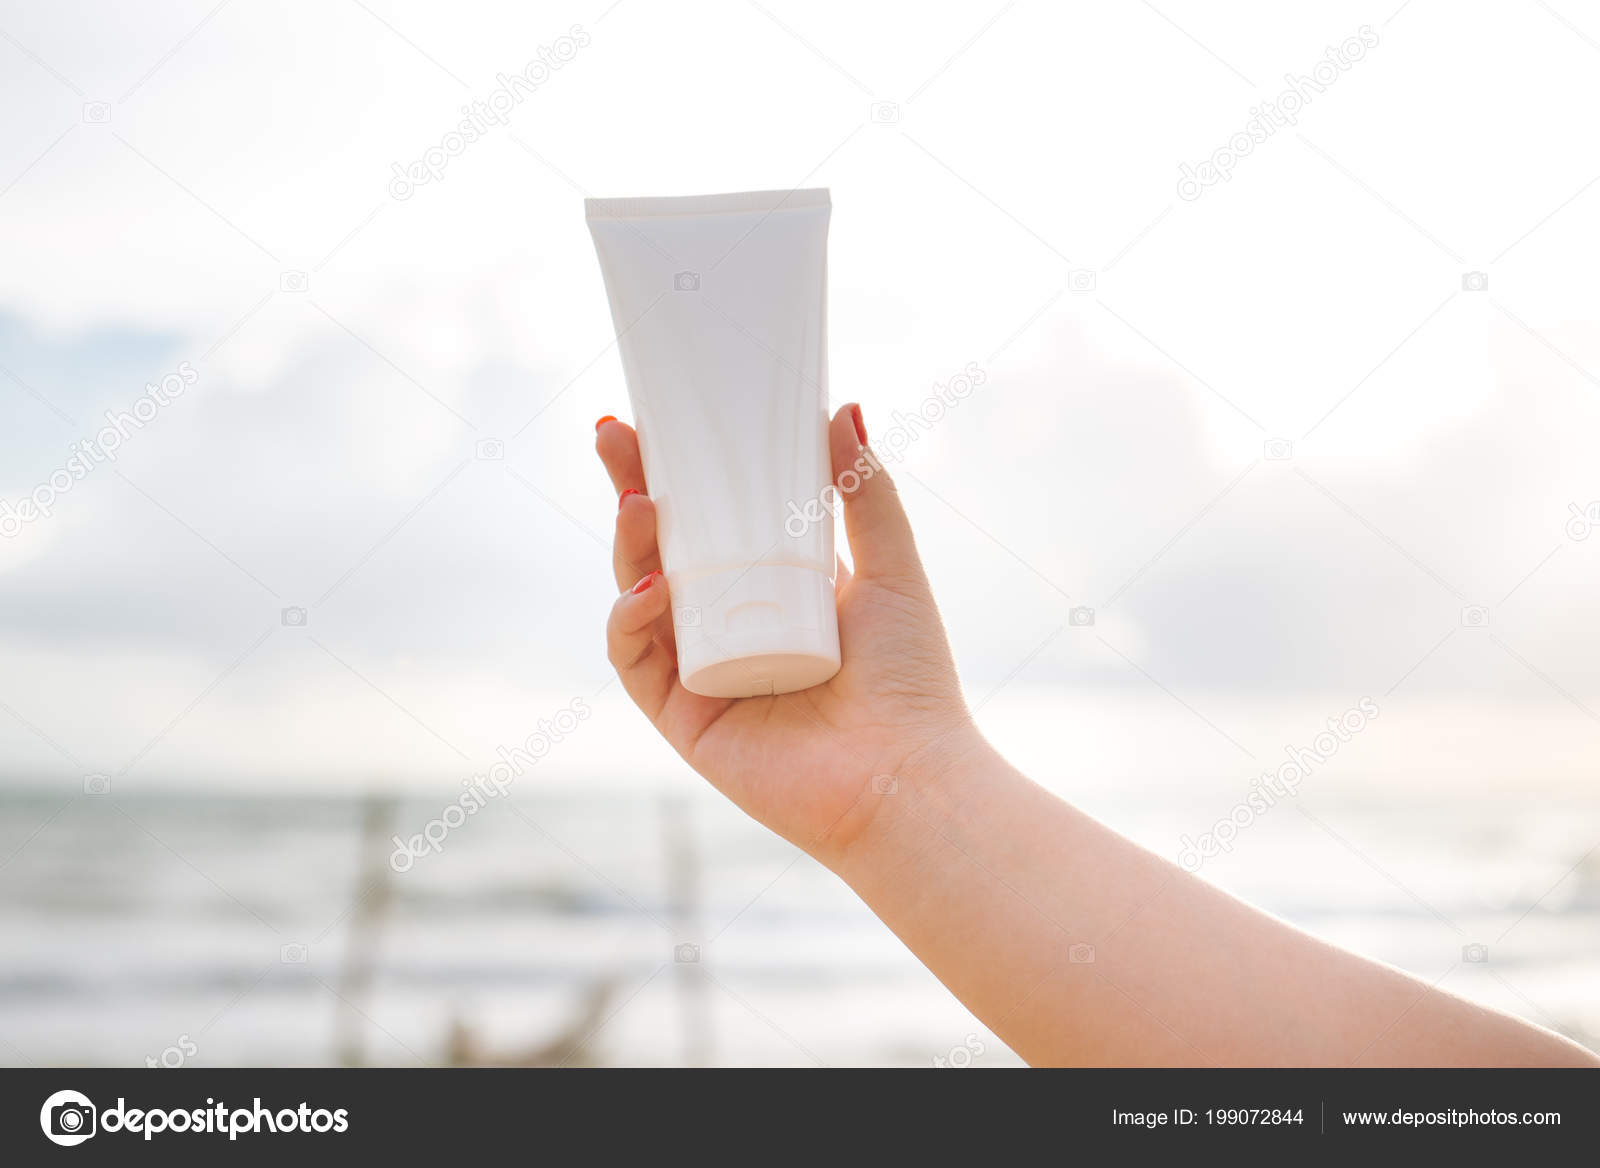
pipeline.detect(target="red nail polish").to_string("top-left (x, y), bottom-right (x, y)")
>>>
top-left (618, 488), bottom-right (640, 509)
top-left (595, 415), bottom-right (618, 432)
top-left (631, 570), bottom-right (661, 594)
top-left (850, 403), bottom-right (867, 446)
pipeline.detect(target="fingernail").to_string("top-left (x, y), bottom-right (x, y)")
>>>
top-left (631, 570), bottom-right (661, 595)
top-left (595, 415), bottom-right (617, 432)
top-left (850, 403), bottom-right (867, 446)
top-left (618, 488), bottom-right (640, 509)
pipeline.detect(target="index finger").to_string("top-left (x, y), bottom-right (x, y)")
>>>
top-left (595, 415), bottom-right (646, 496)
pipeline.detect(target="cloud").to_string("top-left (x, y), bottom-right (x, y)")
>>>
top-left (2, 0), bottom-right (1597, 787)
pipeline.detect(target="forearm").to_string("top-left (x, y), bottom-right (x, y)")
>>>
top-left (827, 731), bottom-right (1598, 1067)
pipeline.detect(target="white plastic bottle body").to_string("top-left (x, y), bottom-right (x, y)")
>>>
top-left (586, 189), bottom-right (840, 697)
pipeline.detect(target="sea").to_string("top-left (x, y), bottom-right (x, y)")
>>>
top-left (3, 778), bottom-right (1596, 1068)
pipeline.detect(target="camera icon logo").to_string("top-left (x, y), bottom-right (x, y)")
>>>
top-left (1462, 942), bottom-right (1489, 963)
top-left (40, 1090), bottom-right (97, 1146)
top-left (82, 102), bottom-right (112, 124)
top-left (674, 942), bottom-right (700, 964)
top-left (871, 774), bottom-right (899, 795)
top-left (1461, 271), bottom-right (1488, 292)
top-left (475, 438), bottom-right (505, 460)
top-left (1069, 943), bottom-right (1096, 964)
top-left (281, 606), bottom-right (308, 627)
top-left (1460, 605), bottom-right (1489, 628)
top-left (1069, 606), bottom-right (1095, 627)
top-left (280, 942), bottom-right (308, 964)
top-left (673, 271), bottom-right (700, 292)
top-left (1068, 269), bottom-right (1097, 293)
top-left (869, 101), bottom-right (900, 124)
top-left (1263, 438), bottom-right (1293, 461)
top-left (676, 605), bottom-right (701, 628)
top-left (279, 270), bottom-right (309, 293)
top-left (83, 773), bottom-right (111, 795)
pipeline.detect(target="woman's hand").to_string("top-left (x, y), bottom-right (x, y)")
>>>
top-left (596, 404), bottom-right (981, 864)
top-left (598, 405), bottom-right (1600, 1069)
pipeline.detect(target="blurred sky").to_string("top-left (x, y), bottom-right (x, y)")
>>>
top-left (2, 0), bottom-right (1599, 794)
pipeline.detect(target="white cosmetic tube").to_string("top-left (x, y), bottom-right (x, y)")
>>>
top-left (586, 189), bottom-right (840, 698)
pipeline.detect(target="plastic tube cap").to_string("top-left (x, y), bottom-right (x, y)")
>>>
top-left (671, 564), bottom-right (841, 698)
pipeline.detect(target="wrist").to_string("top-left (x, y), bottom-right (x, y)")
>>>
top-left (818, 721), bottom-right (1002, 883)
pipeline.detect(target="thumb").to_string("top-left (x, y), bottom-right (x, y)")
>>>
top-left (829, 404), bottom-right (925, 585)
